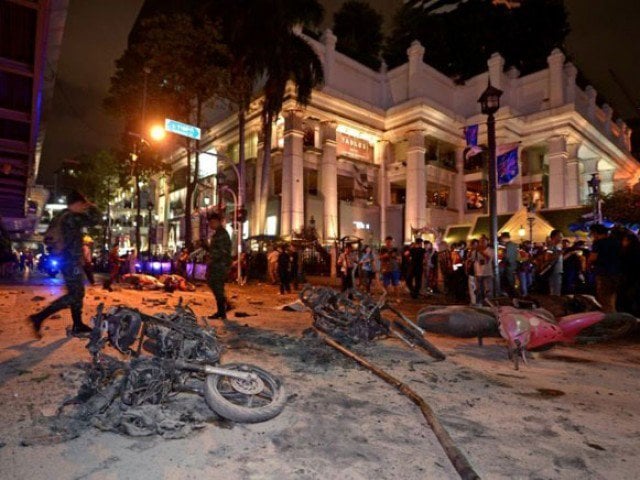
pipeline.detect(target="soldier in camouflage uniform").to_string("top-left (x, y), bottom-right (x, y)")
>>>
top-left (206, 212), bottom-right (232, 319)
top-left (29, 191), bottom-right (102, 338)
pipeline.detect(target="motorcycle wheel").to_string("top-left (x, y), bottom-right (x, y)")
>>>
top-left (575, 313), bottom-right (637, 342)
top-left (204, 363), bottom-right (286, 423)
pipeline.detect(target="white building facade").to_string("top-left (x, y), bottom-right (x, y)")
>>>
top-left (153, 30), bottom-right (639, 250)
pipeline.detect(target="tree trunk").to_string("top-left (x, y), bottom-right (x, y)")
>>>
top-left (185, 99), bottom-right (203, 250)
top-left (135, 166), bottom-right (141, 254)
top-left (184, 142), bottom-right (194, 249)
top-left (237, 109), bottom-right (246, 246)
top-left (257, 113), bottom-right (274, 235)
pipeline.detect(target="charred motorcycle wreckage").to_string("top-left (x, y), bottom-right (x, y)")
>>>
top-left (299, 286), bottom-right (445, 360)
top-left (55, 301), bottom-right (286, 438)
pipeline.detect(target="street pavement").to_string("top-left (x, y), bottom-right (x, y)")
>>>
top-left (0, 274), bottom-right (639, 479)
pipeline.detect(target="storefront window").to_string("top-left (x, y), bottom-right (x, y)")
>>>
top-left (427, 184), bottom-right (450, 208)
top-left (465, 181), bottom-right (487, 212)
top-left (522, 182), bottom-right (545, 210)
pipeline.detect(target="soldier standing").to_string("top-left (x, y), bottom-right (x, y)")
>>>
top-left (207, 212), bottom-right (232, 319)
top-left (29, 191), bottom-right (101, 338)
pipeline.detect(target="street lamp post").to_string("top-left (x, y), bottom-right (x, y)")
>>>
top-left (478, 80), bottom-right (503, 297)
top-left (527, 215), bottom-right (535, 244)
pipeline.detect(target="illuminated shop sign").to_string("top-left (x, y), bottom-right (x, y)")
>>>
top-left (336, 126), bottom-right (374, 162)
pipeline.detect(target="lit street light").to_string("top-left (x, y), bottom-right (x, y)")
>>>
top-left (478, 80), bottom-right (503, 296)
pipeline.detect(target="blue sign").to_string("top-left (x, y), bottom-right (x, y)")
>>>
top-left (164, 118), bottom-right (201, 140)
top-left (497, 146), bottom-right (519, 186)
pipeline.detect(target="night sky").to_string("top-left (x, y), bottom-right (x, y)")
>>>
top-left (39, 0), bottom-right (640, 184)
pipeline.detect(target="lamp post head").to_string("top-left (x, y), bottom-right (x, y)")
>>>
top-left (478, 81), bottom-right (503, 115)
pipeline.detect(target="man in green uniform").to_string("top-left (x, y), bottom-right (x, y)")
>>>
top-left (207, 212), bottom-right (232, 319)
top-left (29, 190), bottom-right (101, 337)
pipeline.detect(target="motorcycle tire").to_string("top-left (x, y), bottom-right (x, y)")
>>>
top-left (575, 312), bottom-right (637, 343)
top-left (204, 363), bottom-right (286, 423)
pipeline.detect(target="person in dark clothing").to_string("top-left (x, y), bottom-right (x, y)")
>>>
top-left (562, 241), bottom-right (586, 294)
top-left (588, 224), bottom-right (622, 312)
top-left (499, 232), bottom-right (518, 297)
top-left (408, 238), bottom-right (426, 299)
top-left (207, 213), bottom-right (232, 319)
top-left (618, 232), bottom-right (640, 315)
top-left (29, 191), bottom-right (101, 338)
top-left (277, 245), bottom-right (291, 294)
top-left (288, 244), bottom-right (299, 290)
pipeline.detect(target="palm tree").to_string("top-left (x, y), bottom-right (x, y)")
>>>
top-left (253, 0), bottom-right (325, 234)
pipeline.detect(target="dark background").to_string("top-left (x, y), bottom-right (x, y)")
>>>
top-left (39, 0), bottom-right (640, 183)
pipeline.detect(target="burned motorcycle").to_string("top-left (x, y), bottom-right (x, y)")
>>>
top-left (86, 301), bottom-right (286, 423)
top-left (300, 286), bottom-right (446, 360)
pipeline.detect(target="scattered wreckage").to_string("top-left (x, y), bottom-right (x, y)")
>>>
top-left (300, 286), bottom-right (445, 360)
top-left (417, 295), bottom-right (638, 370)
top-left (57, 301), bottom-right (286, 438)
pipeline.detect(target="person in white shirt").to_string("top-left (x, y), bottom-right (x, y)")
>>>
top-left (473, 236), bottom-right (494, 305)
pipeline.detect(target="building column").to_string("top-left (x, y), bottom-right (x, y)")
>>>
top-left (252, 133), bottom-right (264, 236)
top-left (375, 140), bottom-right (390, 241)
top-left (321, 121), bottom-right (338, 242)
top-left (407, 41), bottom-right (425, 98)
top-left (565, 143), bottom-right (581, 207)
top-left (281, 110), bottom-right (304, 236)
top-left (547, 136), bottom-right (567, 208)
top-left (405, 130), bottom-right (426, 242)
top-left (580, 157), bottom-right (598, 204)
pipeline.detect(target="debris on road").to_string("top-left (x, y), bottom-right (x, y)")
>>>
top-left (300, 286), bottom-right (445, 360)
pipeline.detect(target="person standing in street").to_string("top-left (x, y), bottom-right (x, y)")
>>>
top-left (277, 244), bottom-right (292, 294)
top-left (466, 239), bottom-right (479, 305)
top-left (29, 191), bottom-right (101, 338)
top-left (206, 212), bottom-right (232, 319)
top-left (337, 244), bottom-right (355, 292)
top-left (267, 246), bottom-right (279, 284)
top-left (473, 236), bottom-right (495, 305)
top-left (379, 236), bottom-right (400, 297)
top-left (545, 229), bottom-right (564, 296)
top-left (588, 224), bottom-right (622, 312)
top-left (108, 242), bottom-right (121, 285)
top-left (499, 232), bottom-right (518, 297)
top-left (408, 238), bottom-right (426, 299)
top-left (82, 237), bottom-right (95, 285)
top-left (359, 245), bottom-right (375, 293)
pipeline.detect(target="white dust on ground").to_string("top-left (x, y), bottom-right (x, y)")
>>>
top-left (0, 281), bottom-right (638, 479)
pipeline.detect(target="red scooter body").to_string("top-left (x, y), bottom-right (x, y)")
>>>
top-left (497, 307), bottom-right (606, 366)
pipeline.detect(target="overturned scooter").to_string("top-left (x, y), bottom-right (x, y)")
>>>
top-left (487, 298), bottom-right (638, 370)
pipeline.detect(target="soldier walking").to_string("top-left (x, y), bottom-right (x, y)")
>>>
top-left (206, 212), bottom-right (232, 319)
top-left (29, 191), bottom-right (101, 338)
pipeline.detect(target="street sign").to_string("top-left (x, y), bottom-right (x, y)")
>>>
top-left (164, 118), bottom-right (201, 140)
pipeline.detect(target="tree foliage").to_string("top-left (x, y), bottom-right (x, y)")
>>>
top-left (333, 1), bottom-right (384, 70)
top-left (384, 0), bottom-right (570, 81)
top-left (71, 150), bottom-right (122, 210)
top-left (602, 189), bottom-right (640, 225)
top-left (105, 11), bottom-right (230, 248)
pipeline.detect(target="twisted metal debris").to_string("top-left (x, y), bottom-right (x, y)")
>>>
top-left (300, 286), bottom-right (445, 360)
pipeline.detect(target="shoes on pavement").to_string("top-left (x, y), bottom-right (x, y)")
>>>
top-left (28, 314), bottom-right (43, 339)
top-left (71, 323), bottom-right (93, 336)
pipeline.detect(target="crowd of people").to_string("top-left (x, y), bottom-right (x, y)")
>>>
top-left (332, 225), bottom-right (640, 316)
